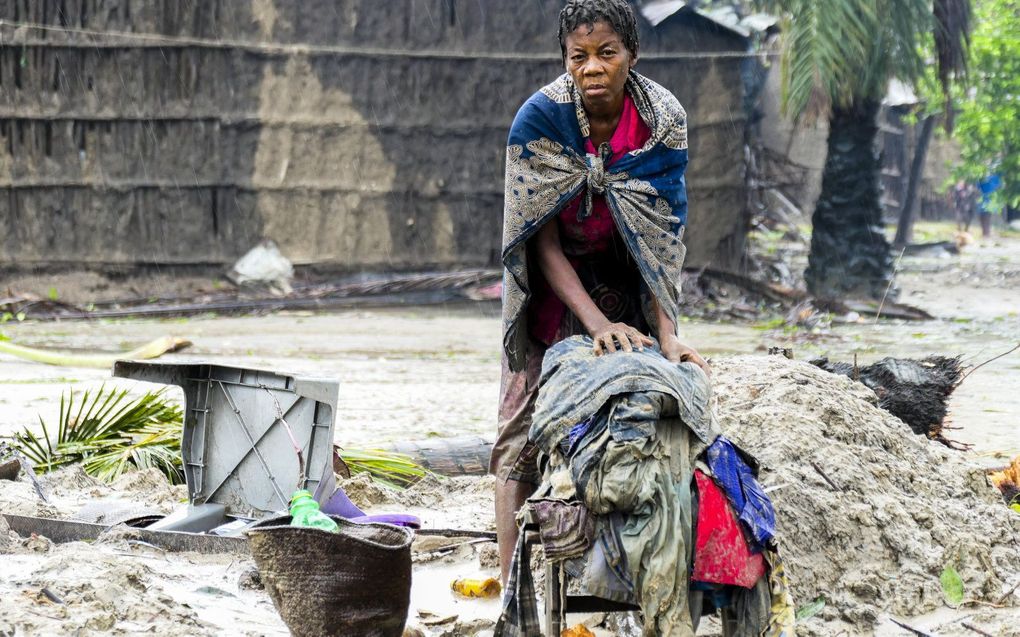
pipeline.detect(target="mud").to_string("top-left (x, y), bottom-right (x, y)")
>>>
top-left (0, 225), bottom-right (1018, 635)
top-left (712, 356), bottom-right (1020, 634)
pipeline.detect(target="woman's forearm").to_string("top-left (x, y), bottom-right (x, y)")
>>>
top-left (652, 293), bottom-right (677, 341)
top-left (535, 220), bottom-right (610, 335)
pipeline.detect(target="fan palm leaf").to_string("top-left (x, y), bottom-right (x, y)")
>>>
top-left (14, 386), bottom-right (430, 489)
top-left (13, 385), bottom-right (185, 483)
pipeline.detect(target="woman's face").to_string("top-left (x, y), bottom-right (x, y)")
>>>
top-left (563, 20), bottom-right (635, 114)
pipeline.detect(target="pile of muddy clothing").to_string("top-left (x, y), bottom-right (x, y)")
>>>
top-left (494, 336), bottom-right (795, 637)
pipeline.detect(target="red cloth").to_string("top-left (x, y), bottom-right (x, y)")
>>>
top-left (692, 470), bottom-right (766, 589)
top-left (528, 94), bottom-right (651, 344)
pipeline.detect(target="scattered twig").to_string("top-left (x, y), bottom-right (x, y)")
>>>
top-left (960, 598), bottom-right (1006, 609)
top-left (39, 588), bottom-right (64, 605)
top-left (958, 343), bottom-right (1020, 385)
top-left (810, 460), bottom-right (841, 491)
top-left (11, 449), bottom-right (49, 503)
top-left (415, 528), bottom-right (497, 541)
top-left (935, 436), bottom-right (973, 451)
top-left (874, 247), bottom-right (907, 324)
top-left (889, 618), bottom-right (940, 637)
top-left (873, 244), bottom-right (905, 322)
top-left (960, 622), bottom-right (995, 637)
top-left (996, 579), bottom-right (1020, 605)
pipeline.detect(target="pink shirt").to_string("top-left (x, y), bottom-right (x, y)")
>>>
top-left (529, 94), bottom-right (651, 344)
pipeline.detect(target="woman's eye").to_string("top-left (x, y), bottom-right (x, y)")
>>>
top-left (572, 55), bottom-right (585, 62)
top-left (601, 49), bottom-right (616, 57)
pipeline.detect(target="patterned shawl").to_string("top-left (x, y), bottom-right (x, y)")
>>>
top-left (501, 71), bottom-right (690, 372)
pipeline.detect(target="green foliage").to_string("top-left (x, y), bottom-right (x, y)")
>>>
top-left (338, 448), bottom-right (430, 489)
top-left (13, 386), bottom-right (185, 484)
top-left (952, 0), bottom-right (1020, 206)
top-left (795, 597), bottom-right (826, 620)
top-left (760, 0), bottom-right (970, 120)
top-left (14, 386), bottom-right (429, 489)
top-left (939, 565), bottom-right (965, 605)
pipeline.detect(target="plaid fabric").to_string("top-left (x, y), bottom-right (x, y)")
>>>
top-left (494, 522), bottom-right (541, 637)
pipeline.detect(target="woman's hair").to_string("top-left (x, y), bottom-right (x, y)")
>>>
top-left (557, 0), bottom-right (640, 60)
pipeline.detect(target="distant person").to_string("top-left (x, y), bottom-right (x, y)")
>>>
top-left (977, 173), bottom-right (1002, 238)
top-left (492, 0), bottom-right (707, 585)
top-left (952, 179), bottom-right (977, 233)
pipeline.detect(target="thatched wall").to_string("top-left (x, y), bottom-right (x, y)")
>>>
top-left (0, 0), bottom-right (750, 272)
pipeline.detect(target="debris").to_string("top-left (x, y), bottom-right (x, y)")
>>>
top-left (193, 585), bottom-right (236, 598)
top-left (226, 239), bottom-right (294, 295)
top-left (0, 457), bottom-right (20, 481)
top-left (335, 447), bottom-right (430, 488)
top-left (889, 618), bottom-right (940, 637)
top-left (23, 533), bottom-right (54, 553)
top-left (450, 577), bottom-right (501, 599)
top-left (417, 610), bottom-right (458, 626)
top-left (382, 435), bottom-right (493, 477)
top-left (988, 455), bottom-right (1020, 506)
top-left (961, 622), bottom-right (996, 637)
top-left (2, 514), bottom-right (249, 555)
top-left (237, 568), bottom-right (263, 591)
top-left (809, 460), bottom-right (842, 491)
top-left (903, 241), bottom-right (961, 256)
top-left (795, 597), bottom-right (825, 621)
top-left (810, 356), bottom-right (964, 443)
top-left (14, 270), bottom-right (502, 321)
top-left (0, 514), bottom-right (12, 554)
top-left (561, 625), bottom-right (596, 637)
top-left (39, 588), bottom-right (65, 605)
top-left (0, 335), bottom-right (191, 368)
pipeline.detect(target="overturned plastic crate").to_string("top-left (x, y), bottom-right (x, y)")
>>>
top-left (113, 361), bottom-right (339, 533)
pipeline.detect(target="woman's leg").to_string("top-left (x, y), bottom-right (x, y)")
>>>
top-left (495, 478), bottom-right (537, 583)
top-left (489, 343), bottom-right (544, 583)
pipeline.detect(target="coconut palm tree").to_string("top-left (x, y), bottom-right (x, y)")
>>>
top-left (761, 0), bottom-right (971, 298)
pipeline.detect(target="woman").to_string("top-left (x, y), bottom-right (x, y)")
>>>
top-left (491, 0), bottom-right (709, 581)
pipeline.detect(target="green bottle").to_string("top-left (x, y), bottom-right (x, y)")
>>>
top-left (289, 490), bottom-right (339, 533)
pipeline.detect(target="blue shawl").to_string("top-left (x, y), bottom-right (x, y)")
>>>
top-left (501, 71), bottom-right (690, 372)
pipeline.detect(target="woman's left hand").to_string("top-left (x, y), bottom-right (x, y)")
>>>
top-left (660, 335), bottom-right (711, 375)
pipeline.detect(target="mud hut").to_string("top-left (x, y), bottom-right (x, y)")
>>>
top-left (0, 0), bottom-right (756, 276)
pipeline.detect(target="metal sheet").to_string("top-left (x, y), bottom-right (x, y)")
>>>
top-left (2, 513), bottom-right (249, 555)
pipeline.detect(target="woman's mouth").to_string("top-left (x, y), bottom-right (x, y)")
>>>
top-left (584, 85), bottom-right (609, 97)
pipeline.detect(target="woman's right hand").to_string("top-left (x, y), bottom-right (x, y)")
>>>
top-left (590, 322), bottom-right (654, 356)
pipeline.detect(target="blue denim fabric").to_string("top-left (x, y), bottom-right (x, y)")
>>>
top-left (530, 335), bottom-right (718, 455)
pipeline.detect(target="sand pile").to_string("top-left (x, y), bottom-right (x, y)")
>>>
top-left (711, 356), bottom-right (1020, 634)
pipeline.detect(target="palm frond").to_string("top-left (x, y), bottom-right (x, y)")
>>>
top-left (760, 0), bottom-right (972, 120)
top-left (13, 386), bottom-right (185, 483)
top-left (14, 386), bottom-right (431, 491)
top-left (338, 448), bottom-right (430, 489)
top-left (933, 0), bottom-right (972, 129)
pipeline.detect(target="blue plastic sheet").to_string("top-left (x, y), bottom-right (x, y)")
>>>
top-left (704, 437), bottom-right (776, 550)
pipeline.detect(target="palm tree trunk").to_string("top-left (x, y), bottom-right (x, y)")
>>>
top-left (805, 99), bottom-right (893, 299)
top-left (894, 114), bottom-right (936, 247)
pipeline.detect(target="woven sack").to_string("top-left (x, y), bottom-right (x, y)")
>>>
top-left (248, 515), bottom-right (413, 637)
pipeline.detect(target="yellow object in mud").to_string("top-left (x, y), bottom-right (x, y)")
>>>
top-left (561, 625), bottom-right (596, 637)
top-left (989, 455), bottom-right (1020, 506)
top-left (450, 577), bottom-right (501, 598)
